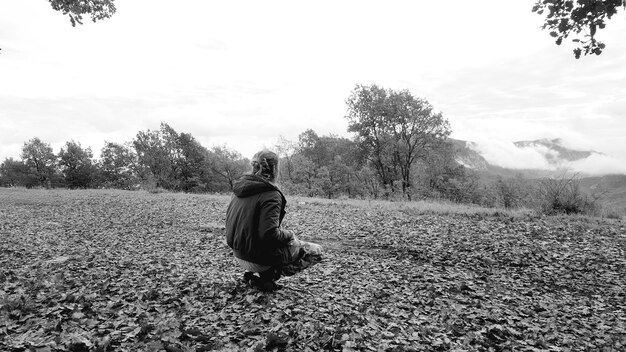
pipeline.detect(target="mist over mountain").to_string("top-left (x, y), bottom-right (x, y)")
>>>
top-left (513, 138), bottom-right (598, 164)
top-left (451, 138), bottom-right (626, 177)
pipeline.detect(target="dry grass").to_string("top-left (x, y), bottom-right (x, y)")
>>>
top-left (3, 187), bottom-right (620, 220)
top-left (290, 195), bottom-right (535, 217)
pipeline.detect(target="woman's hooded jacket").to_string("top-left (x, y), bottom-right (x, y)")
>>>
top-left (225, 174), bottom-right (293, 265)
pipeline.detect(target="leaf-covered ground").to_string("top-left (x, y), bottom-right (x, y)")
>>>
top-left (1, 189), bottom-right (625, 352)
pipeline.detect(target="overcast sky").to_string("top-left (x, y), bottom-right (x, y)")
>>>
top-left (1, 0), bottom-right (625, 174)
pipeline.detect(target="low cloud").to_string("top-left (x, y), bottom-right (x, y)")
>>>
top-left (566, 154), bottom-right (626, 176)
top-left (470, 140), bottom-right (554, 170)
top-left (468, 139), bottom-right (626, 176)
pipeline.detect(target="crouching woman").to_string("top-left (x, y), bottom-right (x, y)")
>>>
top-left (225, 149), bottom-right (322, 291)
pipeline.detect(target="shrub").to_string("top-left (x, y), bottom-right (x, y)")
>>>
top-left (537, 174), bottom-right (598, 215)
top-left (494, 175), bottom-right (535, 209)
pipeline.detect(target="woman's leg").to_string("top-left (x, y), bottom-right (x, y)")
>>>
top-left (280, 239), bottom-right (323, 277)
top-left (254, 267), bottom-right (282, 291)
top-left (245, 240), bottom-right (323, 291)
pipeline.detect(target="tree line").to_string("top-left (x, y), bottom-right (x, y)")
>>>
top-left (0, 84), bottom-right (604, 215)
top-left (0, 122), bottom-right (248, 193)
top-left (0, 85), bottom-right (491, 203)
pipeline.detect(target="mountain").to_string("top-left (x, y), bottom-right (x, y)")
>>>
top-left (449, 139), bottom-right (489, 171)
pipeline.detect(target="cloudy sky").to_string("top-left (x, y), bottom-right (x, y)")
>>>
top-left (1, 0), bottom-right (625, 174)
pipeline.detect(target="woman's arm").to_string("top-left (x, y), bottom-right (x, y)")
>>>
top-left (258, 193), bottom-right (293, 245)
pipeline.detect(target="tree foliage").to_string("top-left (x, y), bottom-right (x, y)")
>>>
top-left (346, 84), bottom-right (451, 198)
top-left (533, 0), bottom-right (625, 58)
top-left (132, 123), bottom-right (237, 192)
top-left (494, 174), bottom-right (534, 209)
top-left (133, 123), bottom-right (203, 191)
top-left (175, 132), bottom-right (215, 192)
top-left (274, 136), bottom-right (298, 183)
top-left (20, 138), bottom-right (57, 188)
top-left (4, 79), bottom-right (606, 214)
top-left (48, 0), bottom-right (116, 27)
top-left (0, 158), bottom-right (38, 188)
top-left (98, 142), bottom-right (138, 189)
top-left (279, 130), bottom-right (363, 198)
top-left (0, 124), bottom-right (481, 205)
top-left (413, 141), bottom-right (478, 202)
top-left (39, 0), bottom-right (624, 60)
top-left (210, 146), bottom-right (248, 191)
top-left (1, 126), bottom-right (249, 193)
top-left (0, 121), bottom-right (611, 217)
top-left (58, 140), bottom-right (95, 188)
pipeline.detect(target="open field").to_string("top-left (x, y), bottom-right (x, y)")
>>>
top-left (1, 188), bottom-right (625, 351)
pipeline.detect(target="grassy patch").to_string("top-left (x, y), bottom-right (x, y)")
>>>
top-left (291, 195), bottom-right (534, 218)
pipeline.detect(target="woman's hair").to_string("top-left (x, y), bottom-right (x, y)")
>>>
top-left (251, 149), bottom-right (279, 182)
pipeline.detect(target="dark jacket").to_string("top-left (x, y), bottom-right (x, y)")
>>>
top-left (225, 175), bottom-right (293, 265)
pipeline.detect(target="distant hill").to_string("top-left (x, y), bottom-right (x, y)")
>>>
top-left (450, 138), bottom-right (560, 179)
top-left (449, 137), bottom-right (613, 177)
top-left (449, 139), bottom-right (489, 171)
top-left (578, 174), bottom-right (626, 212)
top-left (448, 138), bottom-right (626, 213)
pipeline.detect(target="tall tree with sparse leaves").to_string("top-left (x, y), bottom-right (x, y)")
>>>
top-left (209, 146), bottom-right (248, 191)
top-left (346, 84), bottom-right (450, 198)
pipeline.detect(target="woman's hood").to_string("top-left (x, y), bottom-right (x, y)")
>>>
top-left (232, 174), bottom-right (279, 198)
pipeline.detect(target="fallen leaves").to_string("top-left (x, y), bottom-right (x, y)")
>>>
top-left (1, 188), bottom-right (625, 351)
